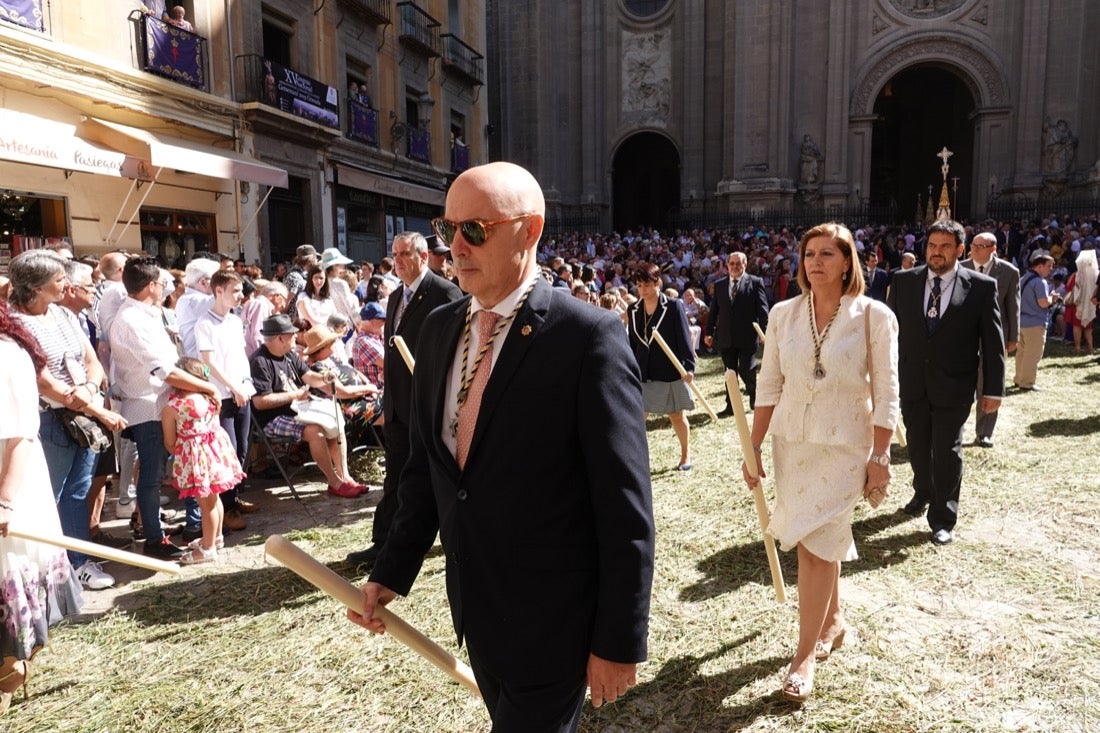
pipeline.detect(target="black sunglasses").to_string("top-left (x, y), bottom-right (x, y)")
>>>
top-left (432, 214), bottom-right (533, 246)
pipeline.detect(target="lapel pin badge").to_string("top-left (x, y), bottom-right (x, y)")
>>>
top-left (521, 325), bottom-right (532, 336)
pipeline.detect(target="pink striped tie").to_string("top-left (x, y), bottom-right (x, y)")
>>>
top-left (455, 310), bottom-right (500, 470)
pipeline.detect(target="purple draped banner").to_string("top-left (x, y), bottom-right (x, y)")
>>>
top-left (0, 0), bottom-right (45, 32)
top-left (143, 17), bottom-right (205, 89)
top-left (408, 126), bottom-right (430, 164)
top-left (348, 99), bottom-right (379, 147)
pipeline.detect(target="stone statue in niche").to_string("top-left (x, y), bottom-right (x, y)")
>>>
top-left (1042, 118), bottom-right (1077, 179)
top-left (799, 134), bottom-right (823, 185)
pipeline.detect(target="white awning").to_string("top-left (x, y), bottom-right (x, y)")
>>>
top-left (0, 109), bottom-right (148, 179)
top-left (78, 117), bottom-right (289, 188)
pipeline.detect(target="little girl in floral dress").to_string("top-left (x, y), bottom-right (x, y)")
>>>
top-left (161, 357), bottom-right (245, 565)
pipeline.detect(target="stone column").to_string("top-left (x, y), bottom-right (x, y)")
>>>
top-left (971, 107), bottom-right (1012, 214)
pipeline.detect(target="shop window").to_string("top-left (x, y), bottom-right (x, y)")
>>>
top-left (0, 192), bottom-right (69, 272)
top-left (140, 208), bottom-right (217, 268)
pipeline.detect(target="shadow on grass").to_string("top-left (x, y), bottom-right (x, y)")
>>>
top-left (99, 546), bottom-right (444, 626)
top-left (582, 634), bottom-right (797, 731)
top-left (1027, 414), bottom-right (1100, 438)
top-left (681, 510), bottom-right (926, 602)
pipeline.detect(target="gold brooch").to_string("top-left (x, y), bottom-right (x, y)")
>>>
top-left (521, 325), bottom-right (532, 336)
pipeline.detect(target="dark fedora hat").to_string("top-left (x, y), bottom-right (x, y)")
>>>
top-left (259, 313), bottom-right (299, 336)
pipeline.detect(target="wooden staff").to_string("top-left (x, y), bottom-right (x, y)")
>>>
top-left (392, 335), bottom-right (415, 374)
top-left (650, 331), bottom-right (718, 422)
top-left (264, 535), bottom-right (481, 698)
top-left (753, 321), bottom-right (766, 344)
top-left (7, 529), bottom-right (180, 575)
top-left (723, 370), bottom-right (786, 603)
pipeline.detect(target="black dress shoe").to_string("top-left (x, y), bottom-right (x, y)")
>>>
top-left (901, 498), bottom-right (927, 517)
top-left (977, 436), bottom-right (994, 448)
top-left (716, 408), bottom-right (734, 418)
top-left (931, 529), bottom-right (953, 546)
top-left (346, 544), bottom-right (382, 566)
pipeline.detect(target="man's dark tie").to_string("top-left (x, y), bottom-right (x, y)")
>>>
top-left (926, 276), bottom-right (942, 330)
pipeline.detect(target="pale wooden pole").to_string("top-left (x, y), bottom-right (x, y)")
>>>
top-left (650, 331), bottom-right (718, 422)
top-left (724, 370), bottom-right (786, 603)
top-left (264, 535), bottom-right (481, 698)
top-left (7, 529), bottom-right (180, 575)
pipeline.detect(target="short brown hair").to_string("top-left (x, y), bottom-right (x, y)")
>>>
top-left (795, 222), bottom-right (865, 297)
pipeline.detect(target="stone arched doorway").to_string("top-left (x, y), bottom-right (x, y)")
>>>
top-left (870, 65), bottom-right (976, 219)
top-left (850, 35), bottom-right (1010, 220)
top-left (612, 132), bottom-right (680, 232)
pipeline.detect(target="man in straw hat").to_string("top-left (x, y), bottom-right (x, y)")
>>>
top-left (249, 315), bottom-right (375, 498)
top-left (348, 163), bottom-right (654, 730)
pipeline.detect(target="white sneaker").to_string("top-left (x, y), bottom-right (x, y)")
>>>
top-left (114, 482), bottom-right (138, 519)
top-left (76, 560), bottom-right (115, 590)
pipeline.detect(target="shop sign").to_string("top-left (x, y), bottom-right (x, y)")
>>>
top-left (0, 110), bottom-right (149, 179)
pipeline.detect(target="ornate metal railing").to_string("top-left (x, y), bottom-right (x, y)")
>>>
top-left (440, 33), bottom-right (483, 85)
top-left (396, 1), bottom-right (441, 57)
top-left (336, 0), bottom-right (391, 25)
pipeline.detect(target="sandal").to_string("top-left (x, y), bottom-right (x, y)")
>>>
top-left (188, 535), bottom-right (224, 551)
top-left (178, 545), bottom-right (218, 565)
top-left (781, 672), bottom-right (812, 703)
top-left (815, 627), bottom-right (847, 661)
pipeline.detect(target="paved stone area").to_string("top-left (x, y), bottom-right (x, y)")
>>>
top-left (78, 471), bottom-right (382, 617)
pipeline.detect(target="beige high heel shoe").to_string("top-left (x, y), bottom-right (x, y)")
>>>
top-left (814, 627), bottom-right (847, 661)
top-left (0, 658), bottom-right (29, 713)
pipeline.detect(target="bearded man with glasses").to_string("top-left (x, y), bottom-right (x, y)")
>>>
top-left (348, 162), bottom-right (654, 732)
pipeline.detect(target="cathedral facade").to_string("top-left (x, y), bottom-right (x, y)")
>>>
top-left (487, 0), bottom-right (1099, 232)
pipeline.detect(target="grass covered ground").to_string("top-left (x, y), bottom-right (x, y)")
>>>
top-left (6, 340), bottom-right (1099, 732)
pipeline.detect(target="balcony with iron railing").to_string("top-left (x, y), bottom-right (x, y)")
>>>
top-left (440, 33), bottom-right (483, 86)
top-left (407, 124), bottom-right (431, 164)
top-left (396, 2), bottom-right (441, 58)
top-left (130, 10), bottom-right (208, 91)
top-left (347, 98), bottom-right (379, 147)
top-left (235, 54), bottom-right (341, 131)
top-left (336, 0), bottom-right (391, 25)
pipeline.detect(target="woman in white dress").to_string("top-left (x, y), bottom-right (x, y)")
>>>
top-left (743, 222), bottom-right (899, 703)
top-left (295, 265), bottom-right (337, 329)
top-left (0, 299), bottom-right (84, 715)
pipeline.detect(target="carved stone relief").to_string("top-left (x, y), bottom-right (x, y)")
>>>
top-left (621, 29), bottom-right (671, 125)
top-left (885, 0), bottom-right (968, 19)
top-left (851, 36), bottom-right (1007, 117)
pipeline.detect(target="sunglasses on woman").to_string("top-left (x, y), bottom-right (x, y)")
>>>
top-left (431, 214), bottom-right (534, 246)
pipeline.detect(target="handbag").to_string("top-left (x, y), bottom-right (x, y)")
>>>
top-left (864, 305), bottom-right (887, 509)
top-left (291, 396), bottom-right (344, 439)
top-left (56, 409), bottom-right (111, 453)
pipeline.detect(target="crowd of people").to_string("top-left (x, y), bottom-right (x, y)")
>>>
top-left (1, 182), bottom-right (1098, 720)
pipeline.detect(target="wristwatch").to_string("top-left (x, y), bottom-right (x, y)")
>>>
top-left (869, 453), bottom-right (890, 466)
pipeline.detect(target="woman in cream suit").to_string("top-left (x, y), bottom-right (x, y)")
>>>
top-left (743, 222), bottom-right (899, 703)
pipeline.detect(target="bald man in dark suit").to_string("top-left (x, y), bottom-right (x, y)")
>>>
top-left (349, 163), bottom-right (654, 732)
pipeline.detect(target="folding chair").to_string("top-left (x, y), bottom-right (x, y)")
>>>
top-left (248, 419), bottom-right (316, 507)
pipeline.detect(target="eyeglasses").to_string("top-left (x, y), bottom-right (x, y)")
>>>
top-left (432, 214), bottom-right (534, 246)
top-left (972, 242), bottom-right (996, 249)
top-left (72, 283), bottom-right (97, 293)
